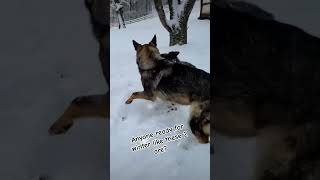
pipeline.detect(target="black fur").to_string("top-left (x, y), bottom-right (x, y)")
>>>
top-left (160, 51), bottom-right (196, 68)
top-left (213, 1), bottom-right (320, 179)
top-left (156, 63), bottom-right (210, 102)
top-left (84, 0), bottom-right (109, 85)
top-left (214, 0), bottom-right (274, 20)
top-left (127, 37), bottom-right (210, 143)
top-left (213, 1), bottom-right (320, 127)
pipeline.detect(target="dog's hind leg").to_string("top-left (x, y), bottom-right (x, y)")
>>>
top-left (189, 101), bottom-right (210, 143)
top-left (257, 126), bottom-right (307, 180)
top-left (125, 91), bottom-right (155, 104)
top-left (49, 92), bottom-right (109, 135)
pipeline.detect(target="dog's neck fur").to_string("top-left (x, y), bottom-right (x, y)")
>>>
top-left (139, 58), bottom-right (174, 91)
top-left (137, 53), bottom-right (165, 71)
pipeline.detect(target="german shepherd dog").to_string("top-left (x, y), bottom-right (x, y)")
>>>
top-left (125, 35), bottom-right (211, 143)
top-left (214, 1), bottom-right (320, 179)
top-left (48, 0), bottom-right (109, 135)
top-left (47, 1), bottom-right (194, 135)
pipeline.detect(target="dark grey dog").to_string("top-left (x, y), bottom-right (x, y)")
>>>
top-left (214, 1), bottom-right (320, 179)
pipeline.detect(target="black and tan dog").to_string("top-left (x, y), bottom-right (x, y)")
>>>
top-left (214, 1), bottom-right (320, 179)
top-left (49, 0), bottom-right (109, 135)
top-left (125, 35), bottom-right (210, 143)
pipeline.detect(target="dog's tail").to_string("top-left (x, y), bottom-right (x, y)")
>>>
top-left (189, 101), bottom-right (210, 143)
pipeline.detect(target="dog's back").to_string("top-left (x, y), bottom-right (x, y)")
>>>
top-left (214, 1), bottom-right (320, 126)
top-left (155, 62), bottom-right (210, 143)
top-left (157, 63), bottom-right (210, 103)
top-left (213, 2), bottom-right (320, 179)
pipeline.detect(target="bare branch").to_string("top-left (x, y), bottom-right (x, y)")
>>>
top-left (168, 0), bottom-right (174, 19)
top-left (182, 0), bottom-right (196, 21)
top-left (154, 0), bottom-right (172, 32)
top-left (120, 0), bottom-right (130, 6)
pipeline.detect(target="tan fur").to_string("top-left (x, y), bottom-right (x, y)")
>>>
top-left (48, 0), bottom-right (109, 135)
top-left (135, 44), bottom-right (160, 70)
top-left (202, 123), bottom-right (210, 136)
top-left (127, 91), bottom-right (210, 144)
top-left (128, 36), bottom-right (210, 144)
top-left (255, 126), bottom-right (299, 179)
top-left (214, 98), bottom-right (257, 137)
top-left (214, 96), bottom-right (317, 179)
top-left (125, 91), bottom-right (156, 104)
top-left (189, 102), bottom-right (210, 143)
top-left (154, 91), bottom-right (191, 105)
top-left (191, 102), bottom-right (204, 117)
top-left (49, 93), bottom-right (109, 135)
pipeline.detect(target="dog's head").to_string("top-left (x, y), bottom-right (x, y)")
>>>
top-left (132, 35), bottom-right (162, 70)
top-left (160, 51), bottom-right (180, 62)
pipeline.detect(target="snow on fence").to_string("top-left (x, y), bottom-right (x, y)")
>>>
top-left (110, 0), bottom-right (202, 27)
top-left (110, 0), bottom-right (156, 27)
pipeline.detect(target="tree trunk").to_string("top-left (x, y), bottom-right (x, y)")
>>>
top-left (169, 23), bottom-right (187, 46)
top-left (154, 0), bottom-right (196, 46)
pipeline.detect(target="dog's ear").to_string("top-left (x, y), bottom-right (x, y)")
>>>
top-left (169, 51), bottom-right (179, 57)
top-left (160, 53), bottom-right (169, 59)
top-left (149, 35), bottom-right (157, 47)
top-left (132, 40), bottom-right (141, 51)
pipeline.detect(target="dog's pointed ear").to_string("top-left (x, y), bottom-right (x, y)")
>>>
top-left (149, 35), bottom-right (157, 47)
top-left (169, 51), bottom-right (180, 57)
top-left (133, 40), bottom-right (141, 51)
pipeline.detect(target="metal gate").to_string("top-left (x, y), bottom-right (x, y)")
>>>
top-left (110, 0), bottom-right (154, 26)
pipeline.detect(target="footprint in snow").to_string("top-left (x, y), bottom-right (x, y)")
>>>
top-left (167, 103), bottom-right (178, 113)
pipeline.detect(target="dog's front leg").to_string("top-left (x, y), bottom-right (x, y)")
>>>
top-left (125, 91), bottom-right (155, 104)
top-left (49, 93), bottom-right (109, 135)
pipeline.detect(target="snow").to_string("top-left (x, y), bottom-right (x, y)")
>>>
top-left (166, 0), bottom-right (188, 29)
top-left (0, 0), bottom-right (107, 179)
top-left (110, 2), bottom-right (210, 180)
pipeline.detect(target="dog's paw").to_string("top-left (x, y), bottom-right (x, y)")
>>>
top-left (48, 119), bottom-right (73, 136)
top-left (125, 99), bottom-right (133, 104)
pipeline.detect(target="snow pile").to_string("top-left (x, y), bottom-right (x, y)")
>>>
top-left (110, 2), bottom-right (210, 180)
top-left (166, 1), bottom-right (187, 28)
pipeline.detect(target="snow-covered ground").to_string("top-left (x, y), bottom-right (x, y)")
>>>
top-left (110, 2), bottom-right (210, 180)
top-left (0, 1), bottom-right (107, 179)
